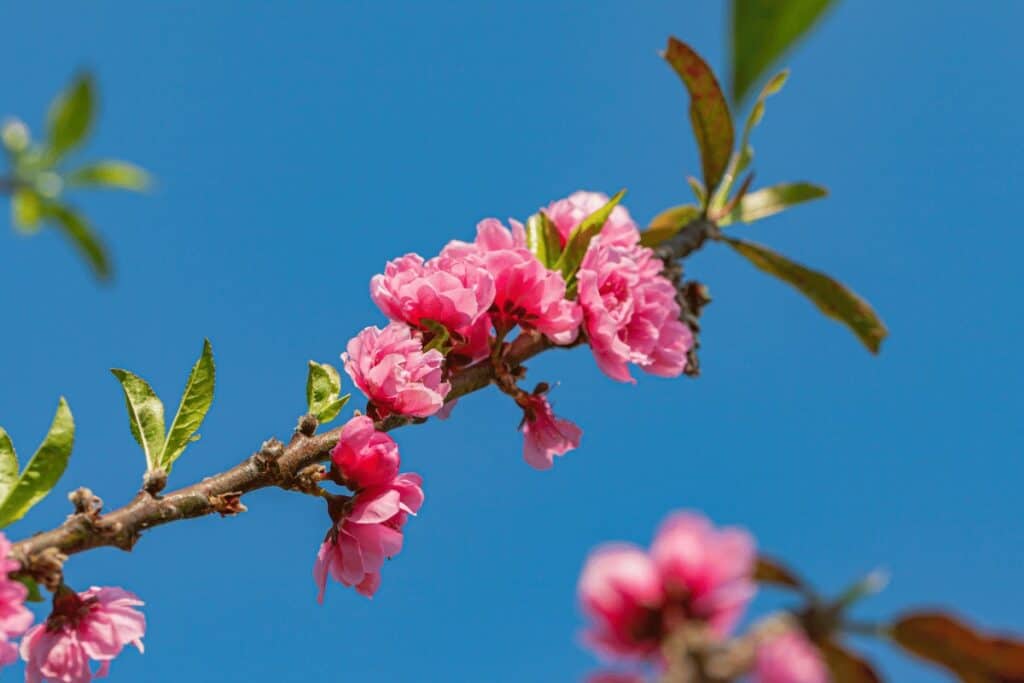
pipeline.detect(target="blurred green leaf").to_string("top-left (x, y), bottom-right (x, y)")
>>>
top-left (719, 182), bottom-right (827, 225)
top-left (306, 360), bottom-right (348, 424)
top-left (556, 189), bottom-right (626, 283)
top-left (663, 37), bottom-right (734, 199)
top-left (891, 612), bottom-right (1024, 683)
top-left (754, 555), bottom-right (807, 591)
top-left (11, 575), bottom-right (44, 602)
top-left (724, 237), bottom-right (886, 353)
top-left (525, 212), bottom-right (562, 268)
top-left (110, 369), bottom-right (166, 471)
top-left (161, 339), bottom-right (215, 471)
top-left (731, 0), bottom-right (837, 104)
top-left (640, 204), bottom-right (701, 247)
top-left (820, 641), bottom-right (882, 683)
top-left (687, 176), bottom-right (707, 206)
top-left (11, 189), bottom-right (42, 232)
top-left (0, 429), bottom-right (18, 506)
top-left (0, 398), bottom-right (75, 528)
top-left (46, 73), bottom-right (95, 160)
top-left (66, 160), bottom-right (150, 192)
top-left (42, 203), bottom-right (110, 279)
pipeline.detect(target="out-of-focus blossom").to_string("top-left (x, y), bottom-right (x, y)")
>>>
top-left (754, 629), bottom-right (830, 683)
top-left (0, 533), bottom-right (32, 668)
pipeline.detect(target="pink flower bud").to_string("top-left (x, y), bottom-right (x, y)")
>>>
top-left (331, 416), bottom-right (400, 490)
top-left (343, 323), bottom-right (451, 419)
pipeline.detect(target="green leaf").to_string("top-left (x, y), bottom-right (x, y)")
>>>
top-left (318, 396), bottom-right (350, 424)
top-left (46, 73), bottom-right (95, 160)
top-left (42, 203), bottom-right (110, 280)
top-left (891, 612), bottom-right (1024, 683)
top-left (820, 641), bottom-right (882, 683)
top-left (160, 339), bottom-right (215, 471)
top-left (306, 360), bottom-right (344, 418)
top-left (731, 0), bottom-right (837, 104)
top-left (555, 189), bottom-right (626, 283)
top-left (525, 212), bottom-right (562, 268)
top-left (66, 161), bottom-right (150, 192)
top-left (12, 575), bottom-right (44, 602)
top-left (0, 398), bottom-right (75, 528)
top-left (0, 429), bottom-right (19, 506)
top-left (640, 204), bottom-right (701, 247)
top-left (754, 555), bottom-right (807, 591)
top-left (724, 237), bottom-right (887, 353)
top-left (662, 37), bottom-right (734, 199)
top-left (110, 369), bottom-right (166, 471)
top-left (421, 319), bottom-right (453, 355)
top-left (719, 182), bottom-right (827, 225)
top-left (687, 176), bottom-right (707, 206)
top-left (11, 189), bottom-right (42, 232)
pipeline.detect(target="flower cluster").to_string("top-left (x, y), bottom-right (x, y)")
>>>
top-left (0, 533), bottom-right (31, 668)
top-left (578, 512), bottom-right (828, 682)
top-left (314, 416), bottom-right (424, 600)
top-left (347, 190), bottom-right (692, 469)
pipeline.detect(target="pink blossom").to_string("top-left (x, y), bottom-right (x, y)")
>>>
top-left (754, 630), bottom-right (830, 683)
top-left (343, 323), bottom-right (451, 419)
top-left (21, 586), bottom-right (145, 683)
top-left (314, 473), bottom-right (424, 601)
top-left (577, 240), bottom-right (692, 383)
top-left (370, 252), bottom-right (495, 349)
top-left (0, 533), bottom-right (32, 667)
top-left (330, 415), bottom-right (400, 489)
top-left (444, 219), bottom-right (581, 343)
top-left (587, 673), bottom-right (648, 683)
top-left (650, 512), bottom-right (755, 638)
top-left (578, 545), bottom-right (664, 660)
top-left (545, 190), bottom-right (641, 248)
top-left (519, 393), bottom-right (582, 470)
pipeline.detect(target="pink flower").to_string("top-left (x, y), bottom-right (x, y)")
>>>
top-left (754, 630), bottom-right (830, 683)
top-left (444, 219), bottom-right (581, 343)
top-left (587, 673), bottom-right (648, 683)
top-left (343, 323), bottom-right (450, 419)
top-left (330, 415), bottom-right (400, 489)
top-left (314, 473), bottom-right (424, 601)
top-left (650, 512), bottom-right (755, 638)
top-left (578, 545), bottom-right (664, 660)
top-left (577, 240), bottom-right (692, 383)
top-left (546, 190), bottom-right (641, 248)
top-left (0, 533), bottom-right (32, 667)
top-left (519, 393), bottom-right (582, 470)
top-left (370, 252), bottom-right (495, 346)
top-left (21, 586), bottom-right (145, 683)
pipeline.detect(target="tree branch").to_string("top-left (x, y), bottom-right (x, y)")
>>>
top-left (10, 219), bottom-right (710, 572)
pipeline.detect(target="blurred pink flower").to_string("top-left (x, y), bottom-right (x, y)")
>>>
top-left (0, 533), bottom-right (32, 668)
top-left (519, 393), bottom-right (582, 470)
top-left (586, 673), bottom-right (648, 683)
top-left (330, 415), bottom-right (400, 490)
top-left (754, 629), bottom-right (830, 683)
top-left (577, 240), bottom-right (691, 383)
top-left (343, 323), bottom-right (450, 419)
top-left (545, 190), bottom-right (641, 248)
top-left (21, 586), bottom-right (145, 683)
top-left (578, 545), bottom-right (664, 659)
top-left (314, 473), bottom-right (424, 601)
top-left (651, 512), bottom-right (756, 638)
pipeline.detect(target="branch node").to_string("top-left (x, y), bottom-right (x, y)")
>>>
top-left (296, 413), bottom-right (318, 437)
top-left (67, 488), bottom-right (103, 517)
top-left (141, 469), bottom-right (168, 496)
top-left (210, 491), bottom-right (247, 517)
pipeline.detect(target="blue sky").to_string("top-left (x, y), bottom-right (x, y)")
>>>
top-left (1, 2), bottom-right (1021, 681)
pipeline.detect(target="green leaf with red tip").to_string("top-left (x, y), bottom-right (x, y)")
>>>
top-left (724, 237), bottom-right (887, 353)
top-left (640, 204), bottom-right (701, 248)
top-left (663, 37), bottom-right (734, 200)
top-left (891, 612), bottom-right (1024, 683)
top-left (754, 555), bottom-right (806, 591)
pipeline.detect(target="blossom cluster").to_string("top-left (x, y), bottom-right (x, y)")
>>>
top-left (314, 416), bottom-right (424, 600)
top-left (578, 512), bottom-right (827, 683)
top-left (0, 532), bottom-right (146, 682)
top-left (346, 190), bottom-right (693, 470)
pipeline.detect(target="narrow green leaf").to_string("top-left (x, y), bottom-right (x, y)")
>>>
top-left (11, 189), bottom-right (42, 232)
top-left (12, 575), bottom-right (44, 602)
top-left (719, 182), bottom-right (827, 226)
top-left (46, 73), bottom-right (95, 160)
top-left (161, 339), bottom-right (215, 471)
top-left (555, 189), bottom-right (626, 283)
top-left (0, 429), bottom-right (19, 506)
top-left (318, 395), bottom-right (351, 424)
top-left (687, 176), bottom-right (707, 206)
top-left (42, 203), bottom-right (110, 280)
top-left (731, 0), bottom-right (837, 104)
top-left (420, 319), bottom-right (452, 354)
top-left (65, 161), bottom-right (150, 191)
top-left (525, 212), bottom-right (563, 268)
top-left (662, 38), bottom-right (734, 198)
top-left (110, 369), bottom-right (166, 471)
top-left (0, 398), bottom-right (75, 528)
top-left (724, 237), bottom-right (887, 353)
top-left (306, 360), bottom-right (343, 421)
top-left (640, 204), bottom-right (702, 247)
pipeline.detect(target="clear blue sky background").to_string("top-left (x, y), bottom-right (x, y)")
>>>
top-left (1, 2), bottom-right (1021, 681)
